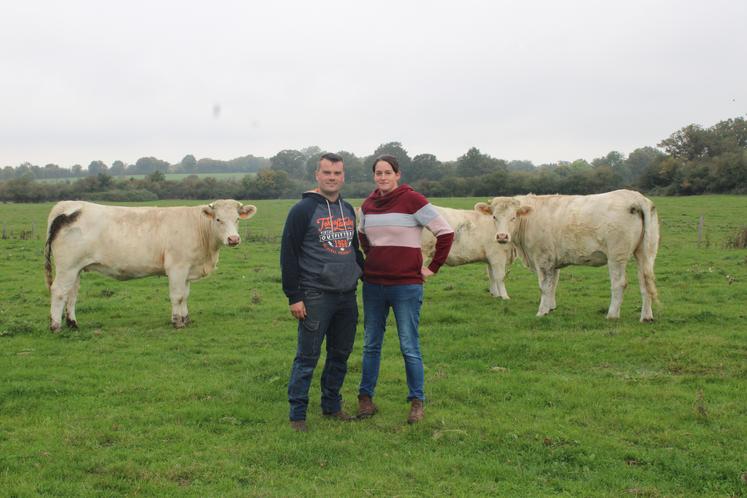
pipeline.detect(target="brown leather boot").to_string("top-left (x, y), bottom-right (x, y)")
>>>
top-left (357, 394), bottom-right (378, 419)
top-left (407, 399), bottom-right (424, 424)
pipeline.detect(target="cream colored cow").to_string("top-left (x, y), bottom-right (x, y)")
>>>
top-left (44, 199), bottom-right (257, 331)
top-left (421, 205), bottom-right (516, 299)
top-left (476, 190), bottom-right (659, 321)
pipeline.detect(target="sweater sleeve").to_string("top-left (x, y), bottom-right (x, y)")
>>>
top-left (428, 229), bottom-right (455, 273)
top-left (280, 201), bottom-right (311, 304)
top-left (412, 201), bottom-right (454, 274)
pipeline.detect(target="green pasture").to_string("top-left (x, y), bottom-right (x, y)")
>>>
top-left (1, 196), bottom-right (746, 496)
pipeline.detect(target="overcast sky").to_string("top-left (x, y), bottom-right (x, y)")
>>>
top-left (2, 0), bottom-right (746, 168)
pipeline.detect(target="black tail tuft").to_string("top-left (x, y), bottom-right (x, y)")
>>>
top-left (45, 210), bottom-right (81, 290)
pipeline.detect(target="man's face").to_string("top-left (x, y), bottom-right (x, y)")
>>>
top-left (316, 159), bottom-right (345, 198)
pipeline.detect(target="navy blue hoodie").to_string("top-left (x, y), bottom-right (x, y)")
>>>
top-left (280, 191), bottom-right (364, 304)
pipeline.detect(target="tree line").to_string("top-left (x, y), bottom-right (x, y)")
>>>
top-left (1, 116), bottom-right (745, 202)
top-left (0, 155), bottom-right (269, 181)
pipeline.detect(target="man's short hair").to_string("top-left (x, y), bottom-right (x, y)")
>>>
top-left (319, 152), bottom-right (343, 165)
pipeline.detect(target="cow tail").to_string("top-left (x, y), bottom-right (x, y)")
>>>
top-left (638, 199), bottom-right (660, 303)
top-left (45, 209), bottom-right (81, 291)
top-left (44, 235), bottom-right (53, 291)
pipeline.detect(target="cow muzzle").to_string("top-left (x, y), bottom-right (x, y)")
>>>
top-left (227, 235), bottom-right (241, 246)
top-left (496, 233), bottom-right (510, 244)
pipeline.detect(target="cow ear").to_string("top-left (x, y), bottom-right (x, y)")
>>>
top-left (474, 202), bottom-right (492, 215)
top-left (239, 204), bottom-right (257, 219)
top-left (202, 206), bottom-right (215, 219)
top-left (517, 206), bottom-right (532, 217)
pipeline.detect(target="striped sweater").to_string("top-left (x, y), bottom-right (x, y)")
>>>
top-left (358, 184), bottom-right (454, 285)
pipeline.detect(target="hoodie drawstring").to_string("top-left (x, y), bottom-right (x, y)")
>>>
top-left (325, 199), bottom-right (352, 246)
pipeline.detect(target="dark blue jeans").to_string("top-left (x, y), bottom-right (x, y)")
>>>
top-left (288, 289), bottom-right (358, 421)
top-left (359, 282), bottom-right (425, 401)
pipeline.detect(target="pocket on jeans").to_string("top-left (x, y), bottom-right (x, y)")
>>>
top-left (302, 318), bottom-right (320, 332)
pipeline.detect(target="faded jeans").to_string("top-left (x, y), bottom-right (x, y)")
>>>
top-left (287, 289), bottom-right (358, 421)
top-left (359, 282), bottom-right (425, 401)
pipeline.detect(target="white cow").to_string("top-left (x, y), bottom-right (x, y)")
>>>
top-left (44, 199), bottom-right (257, 331)
top-left (421, 205), bottom-right (516, 299)
top-left (475, 190), bottom-right (659, 321)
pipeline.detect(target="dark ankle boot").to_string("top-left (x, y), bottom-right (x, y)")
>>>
top-left (357, 394), bottom-right (378, 418)
top-left (407, 399), bottom-right (424, 424)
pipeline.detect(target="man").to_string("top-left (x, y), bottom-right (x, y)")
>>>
top-left (280, 152), bottom-right (365, 432)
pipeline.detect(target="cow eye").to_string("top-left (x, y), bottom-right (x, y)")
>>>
top-left (216, 218), bottom-right (222, 223)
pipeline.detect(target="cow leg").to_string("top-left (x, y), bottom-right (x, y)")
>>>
top-left (50, 269), bottom-right (80, 332)
top-left (607, 260), bottom-right (628, 319)
top-left (536, 268), bottom-right (558, 316)
top-left (547, 270), bottom-right (560, 311)
top-left (182, 282), bottom-right (191, 325)
top-left (486, 258), bottom-right (510, 299)
top-left (635, 256), bottom-right (654, 322)
top-left (167, 269), bottom-right (191, 328)
top-left (64, 272), bottom-right (81, 329)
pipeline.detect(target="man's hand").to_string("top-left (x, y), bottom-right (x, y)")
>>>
top-left (421, 267), bottom-right (434, 280)
top-left (289, 301), bottom-right (307, 320)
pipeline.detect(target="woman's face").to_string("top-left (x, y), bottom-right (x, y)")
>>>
top-left (374, 160), bottom-right (401, 195)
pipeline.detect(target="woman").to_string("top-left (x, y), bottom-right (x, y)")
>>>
top-left (356, 155), bottom-right (454, 423)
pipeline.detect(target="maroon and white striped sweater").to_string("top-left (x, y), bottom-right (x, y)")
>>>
top-left (358, 184), bottom-right (454, 285)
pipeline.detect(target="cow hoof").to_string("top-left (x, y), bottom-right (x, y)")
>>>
top-left (172, 316), bottom-right (189, 328)
top-left (66, 319), bottom-right (78, 329)
top-left (50, 323), bottom-right (62, 333)
top-left (641, 317), bottom-right (654, 323)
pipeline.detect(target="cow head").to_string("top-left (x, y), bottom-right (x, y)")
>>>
top-left (475, 197), bottom-right (531, 244)
top-left (202, 199), bottom-right (257, 246)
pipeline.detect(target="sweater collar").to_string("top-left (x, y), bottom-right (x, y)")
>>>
top-left (368, 184), bottom-right (413, 208)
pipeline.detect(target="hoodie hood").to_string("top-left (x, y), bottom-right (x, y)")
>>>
top-left (367, 184), bottom-right (414, 209)
top-left (302, 189), bottom-right (345, 204)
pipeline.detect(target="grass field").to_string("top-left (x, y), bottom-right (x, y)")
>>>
top-left (1, 195), bottom-right (746, 496)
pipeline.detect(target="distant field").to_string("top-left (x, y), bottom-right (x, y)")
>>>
top-left (33, 172), bottom-right (255, 183)
top-left (1, 195), bottom-right (746, 496)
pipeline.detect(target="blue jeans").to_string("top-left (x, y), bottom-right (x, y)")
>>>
top-left (359, 282), bottom-right (425, 401)
top-left (288, 289), bottom-right (358, 421)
